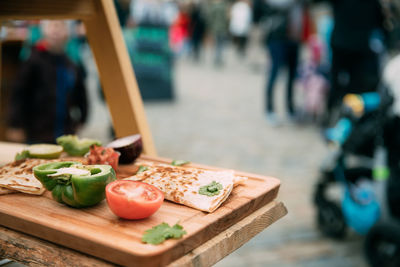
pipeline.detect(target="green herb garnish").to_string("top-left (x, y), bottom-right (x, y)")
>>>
top-left (15, 150), bottom-right (30, 161)
top-left (199, 181), bottom-right (223, 196)
top-left (142, 222), bottom-right (186, 245)
top-left (137, 165), bottom-right (149, 174)
top-left (171, 160), bottom-right (190, 166)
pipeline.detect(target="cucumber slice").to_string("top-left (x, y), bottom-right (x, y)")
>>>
top-left (28, 144), bottom-right (63, 159)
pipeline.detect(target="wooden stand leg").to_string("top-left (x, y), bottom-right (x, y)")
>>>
top-left (82, 0), bottom-right (156, 156)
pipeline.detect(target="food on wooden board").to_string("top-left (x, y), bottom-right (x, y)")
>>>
top-left (15, 144), bottom-right (63, 160)
top-left (106, 180), bottom-right (164, 219)
top-left (57, 135), bottom-right (101, 156)
top-left (0, 159), bottom-right (48, 195)
top-left (86, 145), bottom-right (120, 170)
top-left (107, 134), bottom-right (143, 164)
top-left (33, 161), bottom-right (116, 208)
top-left (3, 136), bottom-right (246, 214)
top-left (124, 163), bottom-right (247, 212)
top-left (142, 222), bottom-right (186, 245)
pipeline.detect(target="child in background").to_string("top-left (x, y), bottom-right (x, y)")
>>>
top-left (298, 35), bottom-right (329, 123)
top-left (6, 20), bottom-right (88, 144)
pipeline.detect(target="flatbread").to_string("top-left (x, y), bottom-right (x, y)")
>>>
top-left (0, 187), bottom-right (17, 195)
top-left (0, 157), bottom-right (88, 195)
top-left (134, 160), bottom-right (247, 187)
top-left (0, 159), bottom-right (48, 195)
top-left (124, 163), bottom-right (246, 212)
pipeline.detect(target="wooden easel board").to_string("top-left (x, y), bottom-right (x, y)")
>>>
top-left (0, 156), bottom-right (281, 267)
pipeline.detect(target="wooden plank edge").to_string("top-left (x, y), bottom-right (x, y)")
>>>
top-left (167, 201), bottom-right (288, 267)
top-left (0, 211), bottom-right (133, 266)
top-left (0, 226), bottom-right (114, 267)
top-left (0, 0), bottom-right (96, 20)
top-left (152, 182), bottom-right (281, 266)
top-left (0, 201), bottom-right (287, 267)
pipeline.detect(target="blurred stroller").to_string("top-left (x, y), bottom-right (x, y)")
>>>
top-left (313, 83), bottom-right (400, 266)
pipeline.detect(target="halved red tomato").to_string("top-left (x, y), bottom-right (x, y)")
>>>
top-left (106, 180), bottom-right (164, 220)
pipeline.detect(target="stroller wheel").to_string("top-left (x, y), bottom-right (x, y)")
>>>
top-left (365, 222), bottom-right (400, 267)
top-left (317, 200), bottom-right (346, 239)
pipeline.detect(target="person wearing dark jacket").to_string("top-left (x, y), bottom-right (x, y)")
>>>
top-left (6, 20), bottom-right (88, 144)
top-left (263, 0), bottom-right (304, 125)
top-left (189, 2), bottom-right (206, 61)
top-left (322, 0), bottom-right (386, 124)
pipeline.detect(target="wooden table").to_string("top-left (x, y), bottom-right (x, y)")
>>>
top-left (0, 142), bottom-right (287, 266)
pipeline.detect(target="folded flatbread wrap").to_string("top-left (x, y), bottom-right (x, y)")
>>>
top-left (0, 159), bottom-right (47, 195)
top-left (124, 163), bottom-right (245, 212)
top-left (0, 157), bottom-right (88, 195)
top-left (0, 187), bottom-right (16, 195)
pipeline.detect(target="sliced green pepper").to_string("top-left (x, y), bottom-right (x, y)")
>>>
top-left (56, 135), bottom-right (102, 156)
top-left (33, 161), bottom-right (116, 208)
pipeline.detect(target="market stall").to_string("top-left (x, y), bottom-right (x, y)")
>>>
top-left (0, 1), bottom-right (287, 266)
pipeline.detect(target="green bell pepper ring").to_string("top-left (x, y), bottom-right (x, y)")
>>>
top-left (33, 161), bottom-right (116, 208)
top-left (56, 135), bottom-right (102, 156)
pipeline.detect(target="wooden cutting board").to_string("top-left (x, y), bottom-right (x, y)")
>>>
top-left (0, 155), bottom-right (281, 267)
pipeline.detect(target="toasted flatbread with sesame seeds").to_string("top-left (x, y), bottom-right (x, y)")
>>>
top-left (0, 157), bottom-right (88, 195)
top-left (0, 187), bottom-right (17, 195)
top-left (0, 159), bottom-right (48, 195)
top-left (124, 163), bottom-right (246, 212)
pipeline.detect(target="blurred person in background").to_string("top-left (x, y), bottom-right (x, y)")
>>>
top-left (229, 0), bottom-right (252, 57)
top-left (128, 0), bottom-right (176, 104)
top-left (229, 0), bottom-right (253, 58)
top-left (6, 20), bottom-right (88, 144)
top-left (297, 34), bottom-right (330, 123)
top-left (262, 0), bottom-right (306, 125)
top-left (189, 1), bottom-right (206, 61)
top-left (130, 0), bottom-right (178, 26)
top-left (206, 0), bottom-right (229, 67)
top-left (252, 0), bottom-right (267, 25)
top-left (170, 3), bottom-right (191, 56)
top-left (316, 0), bottom-right (387, 126)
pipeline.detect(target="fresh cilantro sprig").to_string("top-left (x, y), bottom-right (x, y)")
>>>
top-left (15, 150), bottom-right (30, 161)
top-left (142, 222), bottom-right (186, 245)
top-left (199, 181), bottom-right (223, 196)
top-left (137, 165), bottom-right (149, 174)
top-left (171, 160), bottom-right (190, 166)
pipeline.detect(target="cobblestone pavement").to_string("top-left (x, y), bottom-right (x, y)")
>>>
top-left (78, 39), bottom-right (369, 267)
